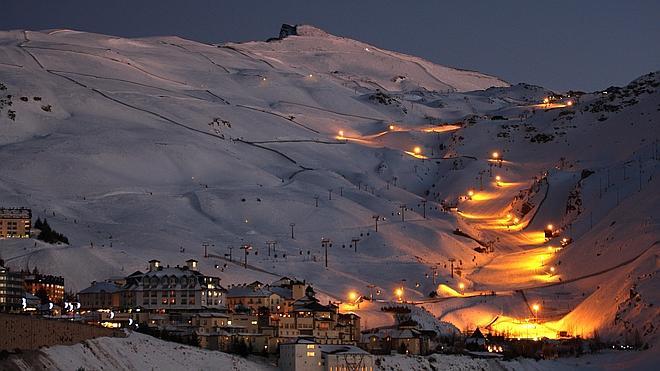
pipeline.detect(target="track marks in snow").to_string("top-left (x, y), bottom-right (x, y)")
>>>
top-left (235, 104), bottom-right (320, 134)
top-left (220, 45), bottom-right (276, 69)
top-left (160, 40), bottom-right (231, 73)
top-left (20, 42), bottom-right (189, 86)
top-left (279, 100), bottom-right (387, 121)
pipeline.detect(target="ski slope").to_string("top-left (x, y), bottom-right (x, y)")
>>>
top-left (0, 26), bottom-right (658, 358)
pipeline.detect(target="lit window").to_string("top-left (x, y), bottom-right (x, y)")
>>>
top-left (306, 344), bottom-right (315, 349)
top-left (306, 351), bottom-right (315, 357)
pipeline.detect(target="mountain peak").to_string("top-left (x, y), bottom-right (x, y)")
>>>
top-left (275, 24), bottom-right (331, 40)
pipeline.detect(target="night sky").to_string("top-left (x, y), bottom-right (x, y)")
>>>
top-left (2, 0), bottom-right (658, 91)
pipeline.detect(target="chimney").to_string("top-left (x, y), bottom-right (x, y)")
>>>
top-left (186, 259), bottom-right (198, 271)
top-left (148, 259), bottom-right (160, 271)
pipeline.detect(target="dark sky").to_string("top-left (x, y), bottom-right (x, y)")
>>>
top-left (2, 0), bottom-right (659, 91)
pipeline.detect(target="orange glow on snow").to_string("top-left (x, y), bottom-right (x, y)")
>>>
top-left (404, 150), bottom-right (428, 159)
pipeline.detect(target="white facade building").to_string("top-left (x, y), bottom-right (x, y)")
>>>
top-left (279, 339), bottom-right (374, 371)
top-left (123, 259), bottom-right (226, 311)
top-left (279, 338), bottom-right (322, 371)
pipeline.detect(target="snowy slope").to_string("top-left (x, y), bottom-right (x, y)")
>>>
top-left (236, 25), bottom-right (509, 93)
top-left (0, 26), bottom-right (658, 358)
top-left (1, 331), bottom-right (276, 371)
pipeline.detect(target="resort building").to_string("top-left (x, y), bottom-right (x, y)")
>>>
top-left (0, 260), bottom-right (25, 312)
top-left (77, 259), bottom-right (226, 313)
top-left (0, 207), bottom-right (31, 238)
top-left (21, 268), bottom-right (65, 304)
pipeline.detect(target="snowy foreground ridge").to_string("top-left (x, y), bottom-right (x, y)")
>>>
top-left (2, 331), bottom-right (657, 371)
top-left (0, 25), bottom-right (658, 365)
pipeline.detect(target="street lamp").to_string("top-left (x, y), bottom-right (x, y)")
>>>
top-left (545, 224), bottom-right (555, 239)
top-left (394, 288), bottom-right (404, 302)
top-left (495, 175), bottom-right (502, 187)
top-left (413, 146), bottom-right (422, 155)
top-left (532, 303), bottom-right (540, 322)
top-left (240, 244), bottom-right (252, 268)
top-left (366, 284), bottom-right (376, 301)
top-left (467, 190), bottom-right (474, 200)
top-left (492, 151), bottom-right (499, 159)
top-left (458, 282), bottom-right (465, 295)
top-left (321, 238), bottom-right (332, 268)
top-left (389, 124), bottom-right (395, 131)
top-left (338, 130), bottom-right (344, 138)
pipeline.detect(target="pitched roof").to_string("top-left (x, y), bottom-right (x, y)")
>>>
top-left (226, 285), bottom-right (272, 298)
top-left (280, 337), bottom-right (316, 345)
top-left (470, 327), bottom-right (486, 339)
top-left (319, 345), bottom-right (370, 355)
top-left (293, 300), bottom-right (333, 312)
top-left (268, 286), bottom-right (293, 299)
top-left (0, 207), bottom-right (31, 219)
top-left (78, 281), bottom-right (120, 294)
top-left (195, 312), bottom-right (229, 318)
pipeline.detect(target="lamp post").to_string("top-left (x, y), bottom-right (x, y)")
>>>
top-left (372, 215), bottom-right (380, 232)
top-left (290, 223), bottom-right (296, 239)
top-left (492, 151), bottom-right (502, 167)
top-left (321, 238), bottom-right (332, 268)
top-left (448, 258), bottom-right (456, 278)
top-left (225, 246), bottom-right (233, 262)
top-left (202, 242), bottom-right (214, 258)
top-left (532, 303), bottom-right (540, 322)
top-left (366, 284), bottom-right (376, 301)
top-left (240, 244), bottom-right (252, 268)
top-left (544, 224), bottom-right (554, 239)
top-left (266, 240), bottom-right (276, 257)
top-left (351, 237), bottom-right (360, 253)
top-left (397, 279), bottom-right (407, 302)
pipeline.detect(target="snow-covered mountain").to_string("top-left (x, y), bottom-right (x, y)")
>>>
top-left (0, 25), bottom-right (657, 352)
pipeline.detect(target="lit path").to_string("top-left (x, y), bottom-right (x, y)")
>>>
top-left (335, 123), bottom-right (460, 158)
top-left (529, 102), bottom-right (571, 110)
top-left (413, 240), bottom-right (659, 306)
top-left (469, 246), bottom-right (559, 290)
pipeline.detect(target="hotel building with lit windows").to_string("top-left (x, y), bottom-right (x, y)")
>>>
top-left (0, 260), bottom-right (25, 312)
top-left (0, 207), bottom-right (31, 238)
top-left (78, 259), bottom-right (226, 312)
top-left (21, 268), bottom-right (65, 304)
